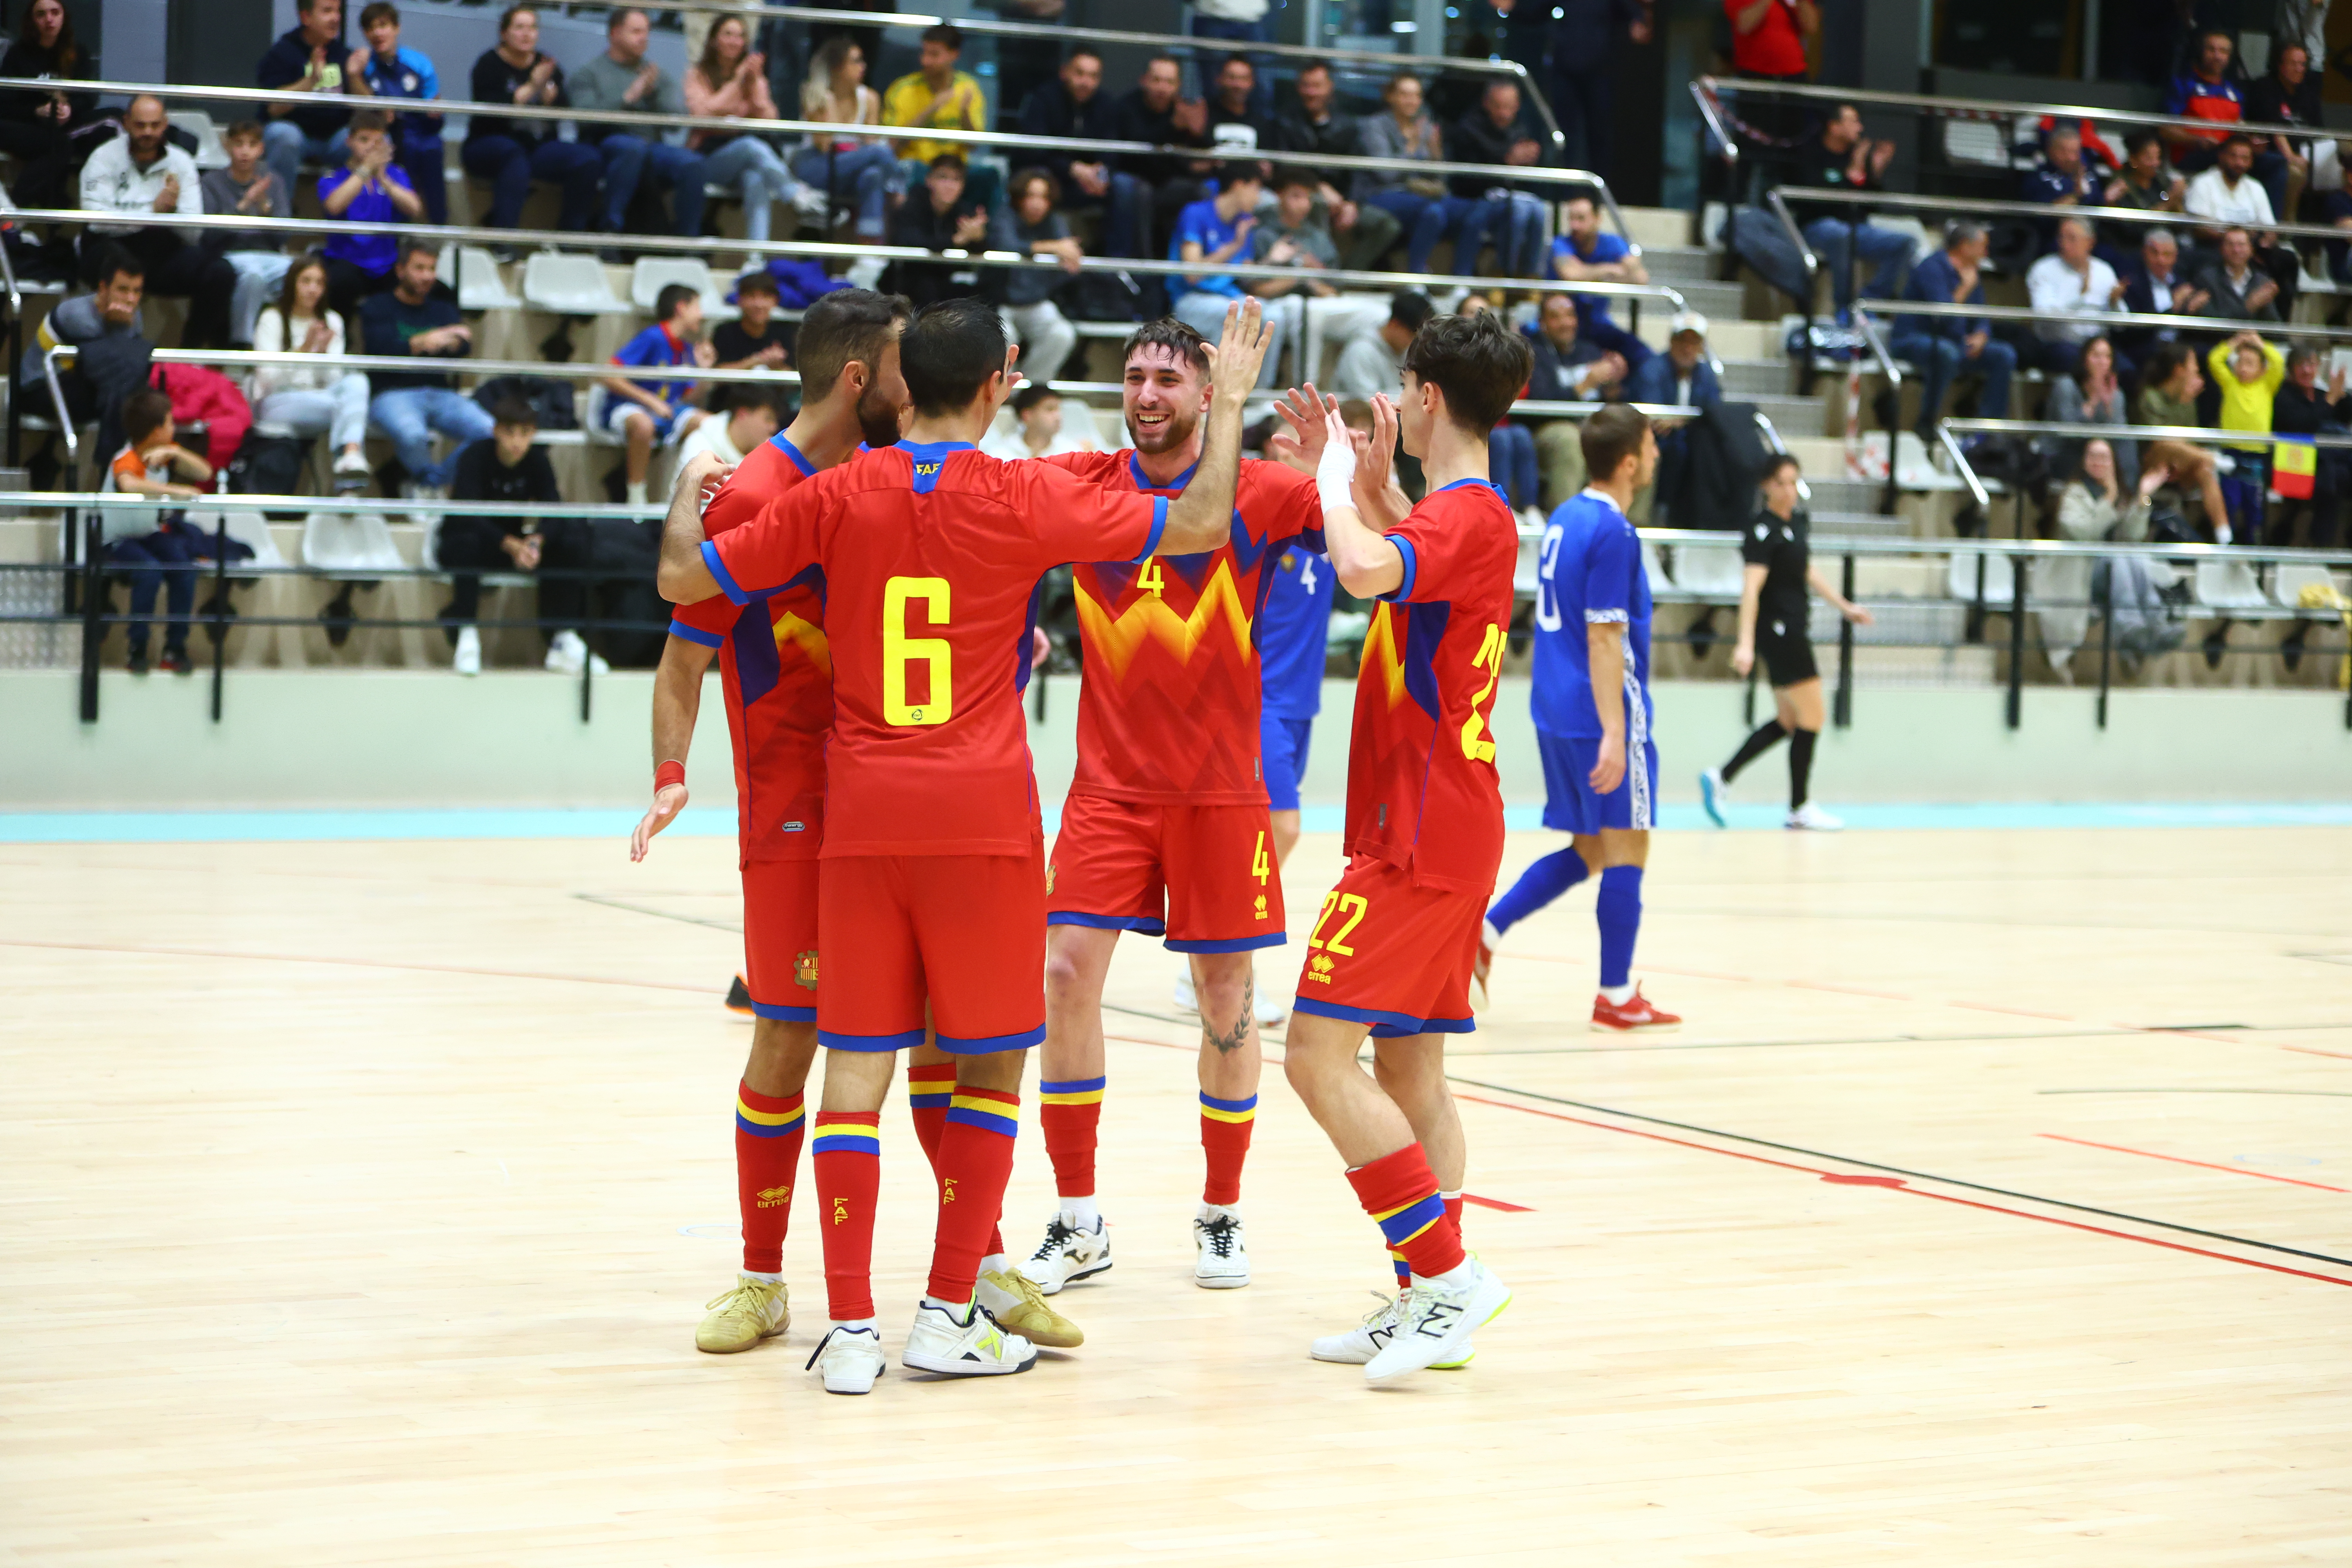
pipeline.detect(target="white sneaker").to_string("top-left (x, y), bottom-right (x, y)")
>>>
top-left (1363, 1258), bottom-right (1511, 1383)
top-left (1786, 802), bottom-right (1844, 831)
top-left (1173, 971), bottom-right (1198, 1014)
top-left (1312, 1292), bottom-right (1479, 1368)
top-left (789, 183), bottom-right (830, 219)
top-left (1517, 504), bottom-right (1547, 535)
top-left (804, 1324), bottom-right (886, 1394)
top-left (901, 1300), bottom-right (1036, 1377)
top-left (543, 629), bottom-right (609, 676)
top-left (1699, 766), bottom-right (1729, 827)
top-left (1018, 1211), bottom-right (1112, 1295)
top-left (1192, 1209), bottom-right (1250, 1289)
top-left (452, 624), bottom-right (481, 677)
top-left (400, 480), bottom-right (444, 527)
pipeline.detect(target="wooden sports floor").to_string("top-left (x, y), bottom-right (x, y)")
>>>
top-left (3, 826), bottom-right (2347, 1565)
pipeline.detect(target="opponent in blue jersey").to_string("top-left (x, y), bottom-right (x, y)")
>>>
top-left (1256, 535), bottom-right (1338, 866)
top-left (1479, 405), bottom-right (1681, 1033)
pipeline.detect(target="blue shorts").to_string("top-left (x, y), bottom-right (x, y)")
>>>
top-left (1259, 712), bottom-right (1313, 813)
top-left (1538, 730), bottom-right (1658, 834)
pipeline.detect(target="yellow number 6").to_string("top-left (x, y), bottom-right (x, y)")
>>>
top-left (884, 576), bottom-right (952, 727)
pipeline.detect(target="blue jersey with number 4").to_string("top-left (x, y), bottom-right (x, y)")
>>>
top-left (1530, 488), bottom-right (1653, 741)
top-left (1257, 541), bottom-right (1336, 719)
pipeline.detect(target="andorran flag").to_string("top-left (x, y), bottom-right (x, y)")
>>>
top-left (2273, 437), bottom-right (2318, 500)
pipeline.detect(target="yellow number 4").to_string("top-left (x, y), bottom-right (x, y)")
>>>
top-left (1136, 557), bottom-right (1167, 599)
top-left (1308, 891), bottom-right (1368, 956)
top-left (883, 575), bottom-right (952, 727)
top-left (1461, 622), bottom-right (1504, 763)
top-left (1250, 830), bottom-right (1271, 885)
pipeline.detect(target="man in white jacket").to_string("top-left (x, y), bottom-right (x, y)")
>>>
top-left (78, 95), bottom-right (240, 348)
top-left (2025, 216), bottom-right (2126, 378)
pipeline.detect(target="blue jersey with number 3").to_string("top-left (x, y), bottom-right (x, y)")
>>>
top-left (1257, 542), bottom-right (1337, 720)
top-left (1530, 488), bottom-right (1653, 741)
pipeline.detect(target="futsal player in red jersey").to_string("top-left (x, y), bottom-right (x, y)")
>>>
top-left (659, 296), bottom-right (1272, 1394)
top-left (1273, 311), bottom-right (1528, 1382)
top-left (1021, 318), bottom-right (1323, 1297)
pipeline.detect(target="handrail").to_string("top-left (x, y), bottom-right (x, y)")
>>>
top-left (1849, 307), bottom-right (1901, 388)
top-left (1751, 408), bottom-right (1810, 502)
top-left (1689, 80), bottom-right (1739, 169)
top-left (40, 343), bottom-right (76, 461)
top-left (1701, 73), bottom-right (2328, 143)
top-left (1636, 522), bottom-right (2352, 566)
top-left (1947, 415), bottom-right (2352, 449)
top-left (1934, 420), bottom-right (1989, 507)
top-left (8, 205), bottom-right (1684, 308)
top-left (1775, 183), bottom-right (2352, 249)
top-left (1862, 294), bottom-right (2352, 345)
top-left (0, 230), bottom-right (19, 321)
top-left (1764, 186), bottom-right (1815, 274)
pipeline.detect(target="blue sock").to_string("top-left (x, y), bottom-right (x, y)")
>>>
top-left (1595, 866), bottom-right (1642, 989)
top-left (1485, 847), bottom-right (1588, 936)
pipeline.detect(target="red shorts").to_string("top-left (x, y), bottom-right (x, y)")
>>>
top-left (742, 857), bottom-right (821, 1020)
top-left (1046, 794), bottom-right (1287, 953)
top-left (817, 848), bottom-right (1046, 1055)
top-left (1290, 854), bottom-right (1482, 1038)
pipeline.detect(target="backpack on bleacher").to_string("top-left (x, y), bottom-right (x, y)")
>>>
top-left (227, 435), bottom-right (309, 513)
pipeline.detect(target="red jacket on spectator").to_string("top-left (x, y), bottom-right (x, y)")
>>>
top-left (149, 361), bottom-right (249, 475)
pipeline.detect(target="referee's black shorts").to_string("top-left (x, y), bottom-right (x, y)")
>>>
top-left (1756, 614), bottom-right (1818, 687)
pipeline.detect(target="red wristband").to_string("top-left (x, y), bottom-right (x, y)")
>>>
top-left (655, 760), bottom-right (686, 793)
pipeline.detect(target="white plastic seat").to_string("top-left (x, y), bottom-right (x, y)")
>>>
top-left (2271, 563), bottom-right (2345, 608)
top-left (2192, 558), bottom-right (2270, 610)
top-left (1946, 550), bottom-right (2014, 607)
top-left (521, 252), bottom-right (628, 315)
top-left (1668, 542), bottom-right (1747, 597)
top-left (437, 247), bottom-right (523, 311)
top-left (1941, 119), bottom-right (2009, 169)
top-left (170, 111), bottom-right (229, 171)
top-left (1640, 537), bottom-right (1673, 599)
top-left (630, 257), bottom-right (717, 312)
top-left (206, 510), bottom-right (288, 570)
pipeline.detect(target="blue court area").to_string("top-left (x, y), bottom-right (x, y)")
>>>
top-left (3, 801), bottom-right (2350, 844)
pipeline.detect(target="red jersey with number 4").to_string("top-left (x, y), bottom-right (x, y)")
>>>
top-left (1346, 478), bottom-right (1519, 893)
top-left (1049, 452), bottom-right (1322, 805)
top-left (669, 434), bottom-right (828, 865)
top-left (703, 439), bottom-right (1168, 858)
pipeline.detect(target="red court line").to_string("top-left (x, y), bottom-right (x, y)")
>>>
top-left (2280, 1044), bottom-right (2352, 1061)
top-left (1461, 1193), bottom-right (1534, 1212)
top-left (0, 937), bottom-right (714, 995)
top-left (2037, 1133), bottom-right (2350, 1192)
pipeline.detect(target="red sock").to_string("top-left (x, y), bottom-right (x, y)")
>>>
top-left (927, 1087), bottom-right (1019, 1303)
top-left (1199, 1090), bottom-right (1257, 1206)
top-left (734, 1082), bottom-right (807, 1274)
top-left (1346, 1143), bottom-right (1465, 1281)
top-left (1392, 1191), bottom-right (1464, 1288)
top-left (910, 1063), bottom-right (1002, 1256)
top-left (810, 1111), bottom-right (880, 1321)
top-left (1039, 1074), bottom-right (1104, 1200)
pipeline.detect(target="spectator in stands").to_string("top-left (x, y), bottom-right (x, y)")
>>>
top-left (570, 9), bottom-right (707, 241)
top-left (1331, 287), bottom-right (1433, 400)
top-left (0, 0), bottom-right (95, 212)
top-left (2133, 341), bottom-right (2231, 535)
top-left (1192, 0), bottom-right (1274, 80)
top-left (2101, 129), bottom-right (2185, 255)
top-left (1527, 292), bottom-right (1626, 504)
top-left (686, 16), bottom-right (815, 247)
top-left (2271, 345), bottom-right (2348, 547)
top-left (601, 280), bottom-right (710, 505)
top-left (20, 246), bottom-right (144, 462)
top-left (318, 111), bottom-right (423, 316)
top-left (2023, 123), bottom-right (2098, 209)
top-left (362, 240), bottom-right (495, 509)
top-left (883, 24), bottom-right (988, 187)
top-left (1889, 219), bottom-right (2014, 447)
top-left (2119, 228), bottom-right (2206, 362)
top-left (1270, 60), bottom-right (1401, 271)
top-left (981, 382), bottom-right (1098, 461)
top-left (1205, 56), bottom-right (1275, 158)
top-left (2245, 40), bottom-right (2321, 222)
top-left (250, 252), bottom-right (372, 489)
top-left (2192, 223), bottom-right (2285, 321)
top-left (78, 95), bottom-right (239, 350)
top-left (992, 167), bottom-right (1082, 384)
top-left (1542, 0), bottom-right (1650, 180)
top-left (2025, 216), bottom-right (2128, 377)
top-left (1788, 103), bottom-right (1909, 314)
top-left (257, 0), bottom-right (353, 200)
top-left (1357, 73), bottom-right (1479, 277)
top-left (712, 270), bottom-right (792, 369)
top-left (352, 4), bottom-right (447, 226)
top-left (463, 7), bottom-right (603, 242)
top-left (679, 384), bottom-right (784, 467)
top-left (102, 387), bottom-right (214, 675)
top-left (1113, 53), bottom-right (1214, 254)
top-left (1022, 48), bottom-right (1145, 261)
top-left (439, 396), bottom-right (560, 676)
top-left (886, 152), bottom-right (989, 309)
top-left (1448, 80), bottom-right (1550, 278)
top-left (1726, 0), bottom-right (1815, 95)
top-left (2056, 437), bottom-right (2162, 542)
top-left (2209, 328), bottom-right (2284, 543)
top-left (2041, 332), bottom-right (2132, 482)
top-left (201, 122), bottom-right (293, 347)
top-left (1550, 191), bottom-right (1654, 372)
top-left (1168, 162), bottom-right (1287, 387)
top-left (2185, 136), bottom-right (2296, 309)
top-left (2161, 29), bottom-right (2243, 175)
top-left (1627, 310), bottom-right (1719, 519)
top-left (1256, 169), bottom-right (1388, 385)
top-left (793, 36), bottom-right (898, 243)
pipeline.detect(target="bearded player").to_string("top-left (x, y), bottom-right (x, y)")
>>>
top-left (1019, 318), bottom-right (1324, 1296)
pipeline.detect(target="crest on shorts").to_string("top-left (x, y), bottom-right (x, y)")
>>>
top-left (1254, 894), bottom-right (1269, 920)
top-left (1307, 955), bottom-right (1336, 983)
top-left (796, 950), bottom-right (819, 990)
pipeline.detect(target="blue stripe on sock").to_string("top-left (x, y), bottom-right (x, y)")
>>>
top-left (1040, 1076), bottom-right (1107, 1095)
top-left (1199, 1092), bottom-right (1258, 1114)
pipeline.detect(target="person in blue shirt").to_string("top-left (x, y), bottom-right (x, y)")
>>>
top-left (256, 0), bottom-right (353, 201)
top-left (599, 281), bottom-right (711, 503)
top-left (1626, 312), bottom-right (1720, 518)
top-left (1257, 511), bottom-right (1339, 867)
top-left (1547, 192), bottom-right (1653, 374)
top-left (1167, 163), bottom-right (1286, 388)
top-left (1480, 403), bottom-right (1679, 1033)
top-left (1886, 219), bottom-right (2014, 448)
top-left (354, 2), bottom-right (446, 225)
top-left (2159, 29), bottom-right (2243, 177)
top-left (317, 111), bottom-right (423, 316)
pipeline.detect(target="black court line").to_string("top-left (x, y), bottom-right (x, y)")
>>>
top-left (573, 893), bottom-right (745, 933)
top-left (1445, 1075), bottom-right (2352, 1271)
top-left (2038, 1087), bottom-right (2352, 1098)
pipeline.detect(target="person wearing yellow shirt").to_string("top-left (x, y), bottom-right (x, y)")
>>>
top-left (2207, 327), bottom-right (2285, 544)
top-left (882, 23), bottom-right (987, 185)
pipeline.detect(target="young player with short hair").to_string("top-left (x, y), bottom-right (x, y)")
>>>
top-left (1477, 404), bottom-right (1680, 1031)
top-left (1021, 318), bottom-right (1325, 1296)
top-left (1273, 310), bottom-right (1528, 1381)
top-left (602, 281), bottom-right (713, 506)
top-left (658, 296), bottom-right (1273, 1394)
top-left (103, 387), bottom-right (216, 677)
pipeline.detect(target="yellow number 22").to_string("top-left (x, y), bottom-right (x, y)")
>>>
top-left (1460, 622), bottom-right (1504, 762)
top-left (883, 575), bottom-right (952, 726)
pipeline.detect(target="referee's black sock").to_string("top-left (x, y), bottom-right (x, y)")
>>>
top-left (1719, 720), bottom-right (1788, 782)
top-left (1789, 728), bottom-right (1818, 810)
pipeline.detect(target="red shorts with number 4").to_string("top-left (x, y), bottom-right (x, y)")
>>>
top-left (1047, 794), bottom-right (1287, 953)
top-left (817, 846), bottom-right (1047, 1055)
top-left (742, 857), bottom-right (821, 1021)
top-left (1290, 853), bottom-right (1483, 1038)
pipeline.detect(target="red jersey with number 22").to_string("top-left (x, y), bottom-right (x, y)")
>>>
top-left (1346, 478), bottom-right (1519, 893)
top-left (669, 434), bottom-right (827, 866)
top-left (704, 439), bottom-right (1167, 858)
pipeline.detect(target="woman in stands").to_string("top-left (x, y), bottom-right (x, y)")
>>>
top-left (1700, 453), bottom-right (1873, 833)
top-left (2043, 333), bottom-right (2134, 483)
top-left (2133, 341), bottom-right (2232, 538)
top-left (2058, 437), bottom-right (2165, 543)
top-left (461, 5), bottom-right (604, 241)
top-left (686, 16), bottom-right (818, 245)
top-left (0, 0), bottom-right (96, 211)
top-left (1356, 73), bottom-right (1477, 276)
top-left (249, 253), bottom-right (372, 490)
top-left (791, 36), bottom-right (897, 243)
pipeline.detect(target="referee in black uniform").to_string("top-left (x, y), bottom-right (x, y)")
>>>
top-left (1699, 455), bottom-right (1873, 831)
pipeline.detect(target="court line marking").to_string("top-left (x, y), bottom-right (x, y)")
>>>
top-left (2035, 1133), bottom-right (2350, 1193)
top-left (1461, 1193), bottom-right (1534, 1212)
top-left (0, 937), bottom-right (717, 996)
top-left (2038, 1087), bottom-right (2352, 1098)
top-left (572, 892), bottom-right (745, 933)
top-left (1446, 1027), bottom-right (2129, 1056)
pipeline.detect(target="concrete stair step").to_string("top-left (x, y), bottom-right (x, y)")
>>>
top-left (1750, 393), bottom-right (1833, 440)
top-left (1715, 358), bottom-right (1793, 396)
top-left (1636, 245), bottom-right (1716, 285)
top-left (1617, 206), bottom-right (1693, 250)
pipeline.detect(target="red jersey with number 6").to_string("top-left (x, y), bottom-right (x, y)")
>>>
top-left (1048, 452), bottom-right (1322, 805)
top-left (1345, 477), bottom-right (1519, 893)
top-left (700, 439), bottom-right (1168, 858)
top-left (668, 434), bottom-right (828, 866)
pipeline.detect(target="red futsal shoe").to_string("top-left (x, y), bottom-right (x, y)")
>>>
top-left (1591, 986), bottom-right (1681, 1033)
